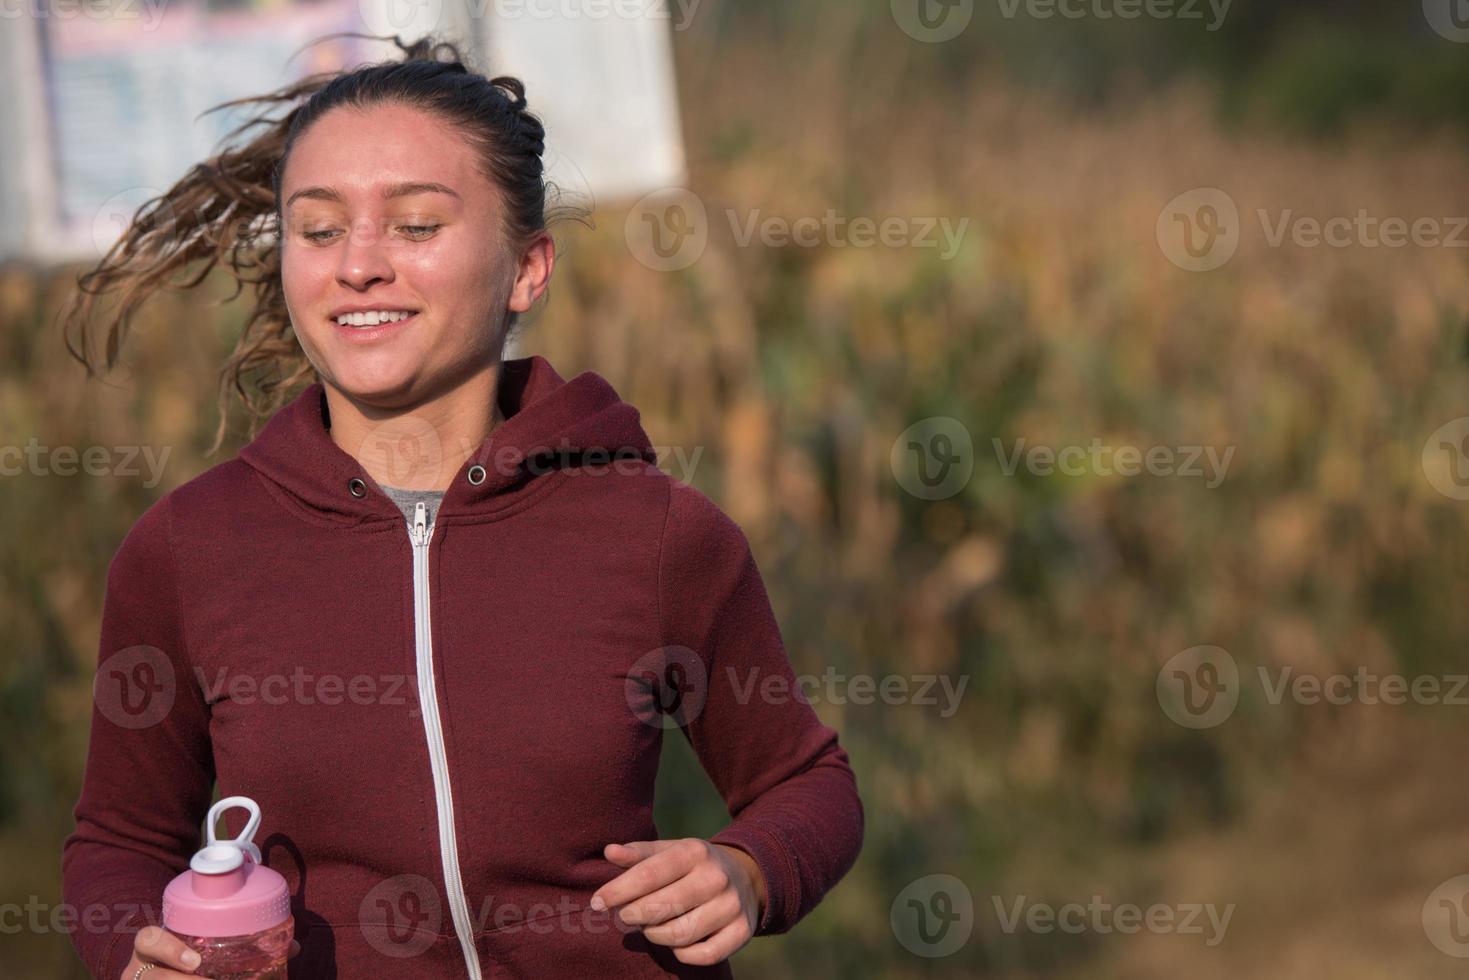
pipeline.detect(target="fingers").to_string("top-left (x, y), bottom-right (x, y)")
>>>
top-left (122, 962), bottom-right (201, 980)
top-left (126, 922), bottom-right (201, 975)
top-left (602, 841), bottom-right (650, 866)
top-left (642, 890), bottom-right (744, 949)
top-left (592, 839), bottom-right (704, 912)
top-left (670, 916), bottom-right (752, 968)
top-left (617, 859), bottom-right (730, 927)
top-left (123, 964), bottom-right (202, 980)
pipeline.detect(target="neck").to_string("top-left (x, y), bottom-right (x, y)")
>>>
top-left (323, 363), bottom-right (506, 493)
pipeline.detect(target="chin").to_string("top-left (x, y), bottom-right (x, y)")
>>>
top-left (322, 357), bottom-right (425, 408)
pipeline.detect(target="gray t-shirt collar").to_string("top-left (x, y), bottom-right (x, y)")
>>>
top-left (377, 483), bottom-right (446, 527)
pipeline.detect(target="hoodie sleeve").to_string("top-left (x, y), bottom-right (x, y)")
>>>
top-left (61, 498), bottom-right (215, 980)
top-left (657, 478), bottom-right (864, 937)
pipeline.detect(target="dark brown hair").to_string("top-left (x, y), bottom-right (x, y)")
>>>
top-left (61, 33), bottom-right (586, 455)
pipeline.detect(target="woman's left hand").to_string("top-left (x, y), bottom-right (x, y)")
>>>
top-left (590, 838), bottom-right (767, 966)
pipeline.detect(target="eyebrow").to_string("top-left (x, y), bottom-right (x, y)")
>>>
top-left (285, 181), bottom-right (461, 209)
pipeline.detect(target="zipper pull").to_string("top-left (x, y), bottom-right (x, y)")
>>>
top-left (413, 500), bottom-right (427, 545)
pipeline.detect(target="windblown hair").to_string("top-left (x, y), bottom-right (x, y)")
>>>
top-left (61, 33), bottom-right (586, 455)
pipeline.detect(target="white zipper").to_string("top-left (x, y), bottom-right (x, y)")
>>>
top-left (409, 500), bottom-right (483, 978)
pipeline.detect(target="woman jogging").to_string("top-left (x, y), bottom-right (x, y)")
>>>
top-left (58, 35), bottom-right (863, 980)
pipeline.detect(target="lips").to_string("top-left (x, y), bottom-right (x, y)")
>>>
top-left (331, 310), bottom-right (419, 328)
top-left (330, 312), bottom-right (418, 342)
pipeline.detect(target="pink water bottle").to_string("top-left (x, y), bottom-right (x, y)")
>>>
top-left (162, 796), bottom-right (294, 979)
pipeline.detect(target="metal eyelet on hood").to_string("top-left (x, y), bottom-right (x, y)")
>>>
top-left (236, 356), bottom-right (661, 516)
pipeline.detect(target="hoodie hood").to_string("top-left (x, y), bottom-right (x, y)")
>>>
top-left (238, 354), bottom-right (658, 524)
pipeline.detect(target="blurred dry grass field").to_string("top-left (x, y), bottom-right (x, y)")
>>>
top-left (4, 13), bottom-right (1469, 978)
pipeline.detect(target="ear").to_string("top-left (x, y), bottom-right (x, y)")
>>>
top-left (508, 232), bottom-right (556, 314)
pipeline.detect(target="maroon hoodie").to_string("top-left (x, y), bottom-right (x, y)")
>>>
top-left (61, 354), bottom-right (863, 979)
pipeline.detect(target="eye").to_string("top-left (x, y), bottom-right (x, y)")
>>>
top-left (400, 224), bottom-right (442, 240)
top-left (302, 229), bottom-right (341, 243)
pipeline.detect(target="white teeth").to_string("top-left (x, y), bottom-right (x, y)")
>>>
top-left (335, 310), bottom-right (414, 327)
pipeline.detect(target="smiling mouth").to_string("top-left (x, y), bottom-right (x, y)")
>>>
top-left (332, 310), bottom-right (419, 328)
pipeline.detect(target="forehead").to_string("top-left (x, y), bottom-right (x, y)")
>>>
top-left (282, 102), bottom-right (481, 202)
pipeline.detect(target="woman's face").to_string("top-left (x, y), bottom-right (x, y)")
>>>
top-left (278, 102), bottom-right (535, 406)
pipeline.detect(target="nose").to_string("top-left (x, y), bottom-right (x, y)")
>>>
top-left (335, 216), bottom-right (395, 291)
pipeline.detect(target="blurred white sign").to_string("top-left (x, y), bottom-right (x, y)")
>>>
top-left (0, 0), bottom-right (686, 263)
top-left (478, 1), bottom-right (687, 206)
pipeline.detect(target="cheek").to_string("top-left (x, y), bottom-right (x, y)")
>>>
top-left (459, 247), bottom-right (515, 317)
top-left (281, 243), bottom-right (330, 295)
top-left (397, 247), bottom-right (489, 323)
top-left (406, 236), bottom-right (480, 287)
top-left (279, 247), bottom-right (306, 309)
top-left (280, 248), bottom-right (335, 331)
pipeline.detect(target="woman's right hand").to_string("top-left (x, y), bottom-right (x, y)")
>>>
top-left (120, 926), bottom-right (202, 978)
top-left (121, 925), bottom-right (301, 979)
